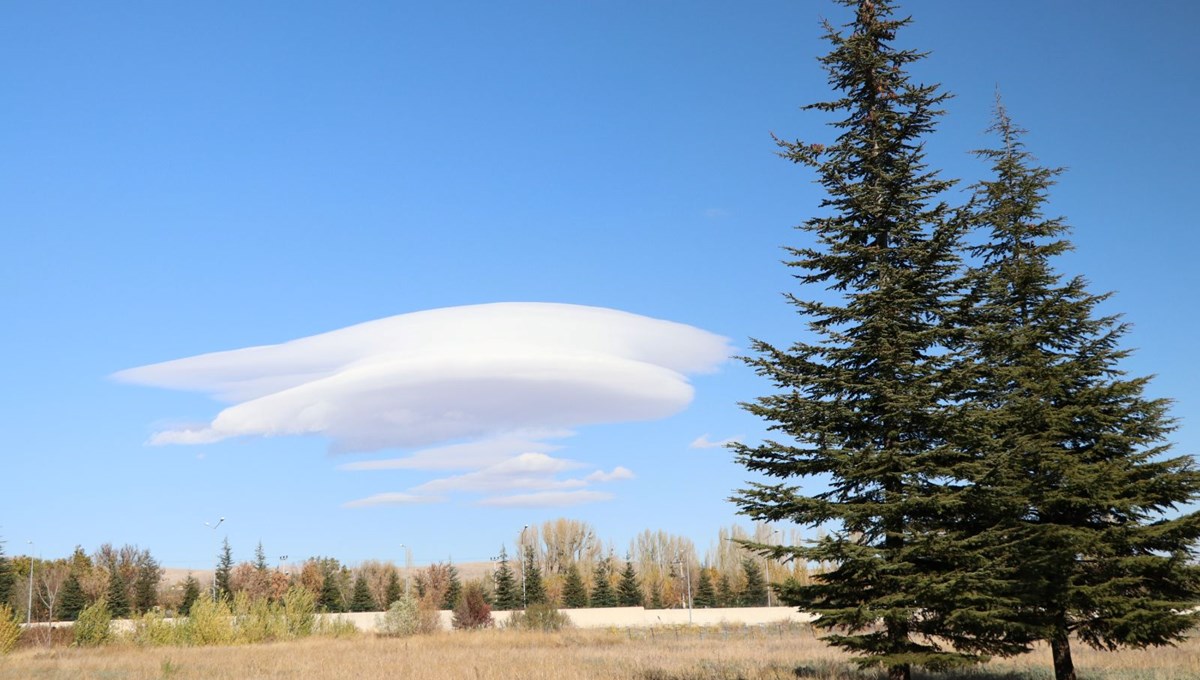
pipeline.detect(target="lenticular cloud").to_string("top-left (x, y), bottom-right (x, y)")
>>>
top-left (115, 303), bottom-right (731, 454)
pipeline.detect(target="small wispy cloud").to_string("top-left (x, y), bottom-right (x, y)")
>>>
top-left (585, 466), bottom-right (635, 482)
top-left (689, 433), bottom-right (741, 449)
top-left (704, 208), bottom-right (730, 220)
top-left (410, 453), bottom-right (587, 494)
top-left (343, 492), bottom-right (445, 508)
top-left (338, 430), bottom-right (572, 472)
top-left (477, 490), bottom-right (614, 508)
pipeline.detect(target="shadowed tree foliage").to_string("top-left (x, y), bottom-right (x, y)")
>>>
top-left (561, 563), bottom-right (588, 609)
top-left (384, 569), bottom-right (402, 608)
top-left (179, 574), bottom-right (200, 616)
top-left (589, 557), bottom-right (617, 608)
top-left (214, 538), bottom-right (233, 602)
top-left (441, 563), bottom-right (462, 610)
top-left (0, 539), bottom-right (13, 607)
top-left (59, 571), bottom-right (87, 621)
top-left (618, 559), bottom-right (642, 607)
top-left (943, 102), bottom-right (1200, 680)
top-left (693, 568), bottom-right (716, 609)
top-left (716, 572), bottom-right (734, 608)
top-left (350, 573), bottom-right (376, 612)
top-left (105, 566), bottom-right (130, 619)
top-left (521, 545), bottom-right (547, 606)
top-left (739, 558), bottom-right (768, 607)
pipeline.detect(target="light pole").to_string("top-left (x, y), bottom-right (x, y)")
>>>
top-left (674, 555), bottom-right (693, 625)
top-left (520, 525), bottom-right (529, 609)
top-left (26, 541), bottom-right (34, 626)
top-left (205, 517), bottom-right (224, 600)
top-left (399, 544), bottom-right (412, 595)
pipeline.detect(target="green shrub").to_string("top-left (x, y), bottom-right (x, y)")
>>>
top-left (376, 594), bottom-right (439, 636)
top-left (232, 591), bottom-right (286, 643)
top-left (281, 586), bottom-right (316, 639)
top-left (181, 596), bottom-right (233, 646)
top-left (316, 615), bottom-right (360, 638)
top-left (505, 602), bottom-right (571, 632)
top-left (0, 605), bottom-right (20, 655)
top-left (74, 599), bottom-right (113, 647)
top-left (130, 609), bottom-right (179, 646)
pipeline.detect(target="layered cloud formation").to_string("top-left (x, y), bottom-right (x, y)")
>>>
top-left (116, 302), bottom-right (730, 507)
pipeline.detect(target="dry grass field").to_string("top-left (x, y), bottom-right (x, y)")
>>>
top-left (3, 625), bottom-right (1197, 680)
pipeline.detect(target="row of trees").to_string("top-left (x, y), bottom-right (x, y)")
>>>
top-left (733, 2), bottom-right (1200, 680)
top-left (0, 518), bottom-right (799, 623)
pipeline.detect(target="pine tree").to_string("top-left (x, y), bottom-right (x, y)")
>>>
top-left (133, 553), bottom-right (161, 614)
top-left (739, 558), bottom-right (767, 607)
top-left (441, 563), bottom-right (462, 610)
top-left (947, 102), bottom-right (1200, 680)
top-left (254, 541), bottom-right (269, 573)
top-left (693, 568), bottom-right (716, 608)
top-left (0, 538), bottom-right (13, 607)
top-left (730, 2), bottom-right (980, 676)
top-left (350, 574), bottom-right (376, 612)
top-left (384, 569), bottom-right (402, 608)
top-left (617, 559), bottom-right (642, 607)
top-left (648, 581), bottom-right (664, 610)
top-left (214, 537), bottom-right (233, 602)
top-left (521, 545), bottom-right (547, 606)
top-left (561, 563), bottom-right (588, 608)
top-left (179, 574), bottom-right (201, 616)
top-left (59, 571), bottom-right (87, 621)
top-left (106, 566), bottom-right (130, 619)
top-left (716, 573), bottom-right (734, 608)
top-left (492, 547), bottom-right (520, 611)
top-left (588, 557), bottom-right (616, 608)
top-left (319, 567), bottom-right (344, 613)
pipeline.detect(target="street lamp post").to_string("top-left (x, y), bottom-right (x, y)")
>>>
top-left (520, 525), bottom-right (529, 609)
top-left (205, 517), bottom-right (224, 600)
top-left (26, 541), bottom-right (34, 626)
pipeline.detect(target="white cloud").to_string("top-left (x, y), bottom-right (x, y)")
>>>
top-left (117, 303), bottom-right (730, 455)
top-left (117, 302), bottom-right (729, 507)
top-left (586, 466), bottom-right (635, 482)
top-left (689, 433), bottom-right (741, 449)
top-left (343, 492), bottom-right (445, 508)
top-left (338, 430), bottom-right (571, 471)
top-left (477, 490), bottom-right (614, 508)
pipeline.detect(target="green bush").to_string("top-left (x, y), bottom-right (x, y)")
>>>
top-left (131, 610), bottom-right (178, 646)
top-left (0, 604), bottom-right (20, 655)
top-left (376, 594), bottom-right (439, 636)
top-left (505, 602), bottom-right (571, 632)
top-left (316, 615), bottom-right (360, 638)
top-left (281, 586), bottom-right (316, 639)
top-left (74, 599), bottom-right (113, 647)
top-left (180, 596), bottom-right (234, 646)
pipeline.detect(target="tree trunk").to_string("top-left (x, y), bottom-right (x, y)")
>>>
top-left (1050, 630), bottom-right (1076, 680)
top-left (887, 663), bottom-right (911, 680)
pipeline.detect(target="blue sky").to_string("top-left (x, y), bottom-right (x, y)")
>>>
top-left (3, 1), bottom-right (1197, 571)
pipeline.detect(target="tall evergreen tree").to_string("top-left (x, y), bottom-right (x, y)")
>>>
top-left (731, 2), bottom-right (985, 676)
top-left (716, 572), bottom-right (734, 609)
top-left (617, 559), bottom-right (642, 607)
top-left (179, 574), bottom-right (201, 616)
top-left (350, 573), bottom-right (376, 612)
top-left (133, 553), bottom-right (161, 614)
top-left (106, 566), bottom-right (130, 619)
top-left (948, 102), bottom-right (1200, 680)
top-left (319, 566), bottom-right (344, 613)
top-left (0, 538), bottom-right (13, 607)
top-left (589, 557), bottom-right (616, 608)
top-left (561, 563), bottom-right (588, 608)
top-left (492, 547), bottom-right (520, 611)
top-left (384, 569), bottom-right (402, 608)
top-left (214, 537), bottom-right (233, 602)
top-left (254, 541), bottom-right (269, 573)
top-left (648, 581), bottom-right (665, 610)
top-left (739, 558), bottom-right (768, 607)
top-left (59, 571), bottom-right (87, 621)
top-left (693, 568), bottom-right (716, 609)
top-left (521, 545), bottom-right (547, 606)
top-left (441, 563), bottom-right (462, 610)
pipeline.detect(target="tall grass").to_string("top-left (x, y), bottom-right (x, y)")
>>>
top-left (2, 625), bottom-right (1196, 680)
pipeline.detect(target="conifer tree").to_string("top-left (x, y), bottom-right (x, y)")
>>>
top-left (739, 558), bottom-right (768, 607)
top-left (589, 557), bottom-right (616, 608)
top-left (693, 568), bottom-right (716, 608)
top-left (491, 547), bottom-right (520, 611)
top-left (179, 575), bottom-right (200, 616)
top-left (319, 567), bottom-right (344, 613)
top-left (561, 563), bottom-right (588, 608)
top-left (441, 563), bottom-right (462, 610)
top-left (617, 559), bottom-right (642, 607)
top-left (648, 581), bottom-right (664, 610)
top-left (254, 541), bottom-right (269, 573)
top-left (716, 573), bottom-right (734, 608)
top-left (214, 538), bottom-right (233, 602)
top-left (106, 567), bottom-right (130, 619)
top-left (384, 569), bottom-right (402, 608)
top-left (59, 571), bottom-right (87, 621)
top-left (350, 574), bottom-right (376, 612)
top-left (521, 545), bottom-right (547, 606)
top-left (0, 539), bottom-right (13, 607)
top-left (948, 102), bottom-right (1200, 680)
top-left (133, 553), bottom-right (161, 614)
top-left (731, 1), bottom-right (981, 676)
